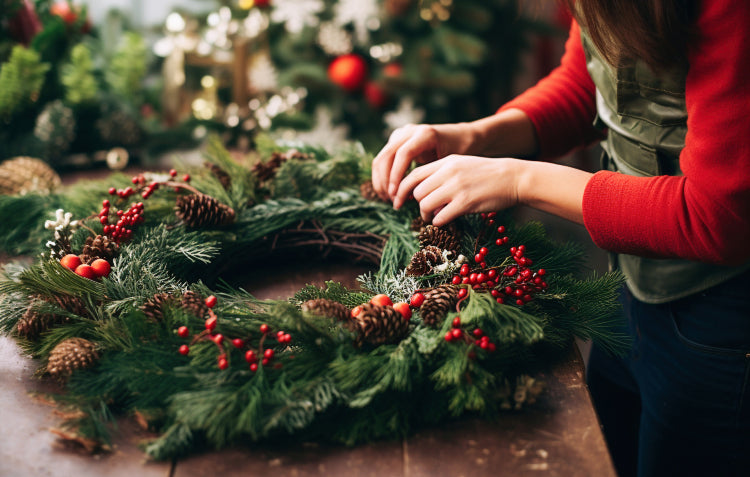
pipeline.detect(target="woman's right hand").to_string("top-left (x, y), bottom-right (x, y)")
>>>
top-left (371, 122), bottom-right (474, 201)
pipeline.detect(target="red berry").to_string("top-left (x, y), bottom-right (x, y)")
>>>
top-left (205, 295), bottom-right (217, 308)
top-left (496, 297), bottom-right (505, 304)
top-left (259, 323), bottom-right (269, 334)
top-left (474, 253), bottom-right (483, 263)
top-left (205, 316), bottom-right (217, 331)
top-left (250, 363), bottom-right (258, 372)
top-left (245, 350), bottom-right (257, 363)
top-left (182, 174), bottom-right (191, 182)
top-left (495, 238), bottom-right (503, 246)
top-left (473, 328), bottom-right (484, 337)
top-left (74, 264), bottom-right (98, 280)
top-left (351, 305), bottom-right (363, 318)
top-left (102, 199), bottom-right (110, 207)
top-left (369, 294), bottom-right (393, 307)
top-left (169, 168), bottom-right (177, 177)
top-left (218, 357), bottom-right (229, 370)
top-left (261, 358), bottom-right (270, 366)
top-left (108, 187), bottom-right (116, 195)
top-left (212, 333), bottom-right (224, 345)
top-left (452, 275), bottom-right (461, 285)
top-left (488, 343), bottom-right (497, 352)
top-left (90, 258), bottom-right (111, 278)
top-left (179, 344), bottom-right (190, 355)
top-left (468, 351), bottom-right (477, 360)
top-left (393, 302), bottom-right (412, 320)
top-left (458, 288), bottom-right (468, 299)
top-left (479, 247), bottom-right (489, 256)
top-left (60, 254), bottom-right (82, 271)
top-left (264, 348), bottom-right (274, 359)
top-left (409, 292), bottom-right (425, 308)
top-left (497, 225), bottom-right (505, 234)
top-left (451, 328), bottom-right (462, 339)
top-left (459, 264), bottom-right (470, 276)
top-left (452, 316), bottom-right (461, 328)
top-left (177, 326), bottom-right (190, 338)
top-left (282, 333), bottom-right (291, 343)
top-left (444, 331), bottom-right (454, 342)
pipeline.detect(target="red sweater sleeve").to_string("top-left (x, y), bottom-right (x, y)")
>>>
top-left (582, 1), bottom-right (750, 265)
top-left (498, 20), bottom-right (601, 158)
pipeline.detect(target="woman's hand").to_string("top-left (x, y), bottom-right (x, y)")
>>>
top-left (393, 156), bottom-right (591, 227)
top-left (392, 155), bottom-right (524, 226)
top-left (371, 123), bottom-right (475, 201)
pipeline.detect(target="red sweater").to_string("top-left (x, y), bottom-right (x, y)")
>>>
top-left (500, 2), bottom-right (750, 266)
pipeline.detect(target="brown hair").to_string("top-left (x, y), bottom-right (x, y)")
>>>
top-left (560, 0), bottom-right (698, 70)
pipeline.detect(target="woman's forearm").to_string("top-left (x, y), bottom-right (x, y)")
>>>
top-left (516, 160), bottom-right (590, 224)
top-left (465, 108), bottom-right (539, 159)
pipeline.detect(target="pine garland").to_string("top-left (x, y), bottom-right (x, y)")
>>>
top-left (0, 138), bottom-right (627, 459)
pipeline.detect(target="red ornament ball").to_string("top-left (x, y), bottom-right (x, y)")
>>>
top-left (90, 258), bottom-right (111, 278)
top-left (364, 82), bottom-right (387, 108)
top-left (409, 292), bottom-right (425, 308)
top-left (369, 294), bottom-right (393, 307)
top-left (351, 305), bottom-right (363, 318)
top-left (393, 302), bottom-right (412, 320)
top-left (74, 264), bottom-right (98, 280)
top-left (383, 62), bottom-right (403, 78)
top-left (60, 254), bottom-right (82, 271)
top-left (328, 54), bottom-right (368, 92)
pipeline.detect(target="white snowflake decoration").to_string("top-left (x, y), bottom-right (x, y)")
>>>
top-left (334, 0), bottom-right (381, 45)
top-left (248, 52), bottom-right (278, 93)
top-left (271, 0), bottom-right (325, 34)
top-left (383, 97), bottom-right (426, 134)
top-left (277, 106), bottom-right (349, 153)
top-left (317, 21), bottom-right (353, 56)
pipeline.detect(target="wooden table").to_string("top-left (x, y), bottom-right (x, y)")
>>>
top-left (0, 255), bottom-right (616, 477)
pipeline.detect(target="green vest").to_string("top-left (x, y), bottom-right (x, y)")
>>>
top-left (580, 30), bottom-right (750, 304)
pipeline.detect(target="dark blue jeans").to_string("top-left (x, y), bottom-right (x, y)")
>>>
top-left (587, 272), bottom-right (750, 477)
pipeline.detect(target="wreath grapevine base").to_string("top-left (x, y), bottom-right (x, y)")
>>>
top-left (0, 137), bottom-right (627, 459)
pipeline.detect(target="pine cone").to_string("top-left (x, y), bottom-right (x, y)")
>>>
top-left (175, 194), bottom-right (236, 228)
top-left (359, 181), bottom-right (384, 202)
top-left (419, 285), bottom-right (459, 327)
top-left (142, 291), bottom-right (209, 322)
top-left (205, 162), bottom-right (232, 190)
top-left (0, 157), bottom-right (62, 195)
top-left (406, 245), bottom-right (445, 276)
top-left (17, 308), bottom-right (54, 340)
top-left (301, 298), bottom-right (351, 322)
top-left (418, 225), bottom-right (461, 255)
top-left (47, 337), bottom-right (99, 380)
top-left (410, 216), bottom-right (427, 232)
top-left (79, 234), bottom-right (118, 264)
top-left (17, 294), bottom-right (86, 340)
top-left (141, 293), bottom-right (175, 322)
top-left (180, 290), bottom-right (209, 319)
top-left (253, 150), bottom-right (311, 183)
top-left (349, 303), bottom-right (409, 347)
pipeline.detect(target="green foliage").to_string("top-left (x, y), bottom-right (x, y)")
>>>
top-left (60, 43), bottom-right (97, 104)
top-left (0, 45), bottom-right (49, 119)
top-left (104, 32), bottom-right (147, 104)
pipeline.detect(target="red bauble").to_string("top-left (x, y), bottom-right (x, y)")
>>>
top-left (328, 54), bottom-right (368, 92)
top-left (364, 82), bottom-right (387, 108)
top-left (383, 62), bottom-right (403, 78)
top-left (50, 2), bottom-right (77, 24)
top-left (409, 292), bottom-right (425, 308)
top-left (369, 294), bottom-right (393, 307)
top-left (90, 258), bottom-right (111, 278)
top-left (60, 254), bottom-right (82, 271)
top-left (350, 305), bottom-right (363, 318)
top-left (392, 302), bottom-right (412, 320)
top-left (74, 264), bottom-right (98, 280)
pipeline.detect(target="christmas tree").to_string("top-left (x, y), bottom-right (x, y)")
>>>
top-left (153, 0), bottom-right (541, 151)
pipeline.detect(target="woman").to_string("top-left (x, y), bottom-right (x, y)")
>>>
top-left (371, 1), bottom-right (750, 476)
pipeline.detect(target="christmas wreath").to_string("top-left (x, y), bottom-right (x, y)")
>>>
top-left (0, 136), bottom-right (626, 459)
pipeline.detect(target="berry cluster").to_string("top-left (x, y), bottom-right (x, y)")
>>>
top-left (98, 199), bottom-right (144, 244)
top-left (59, 253), bottom-right (111, 280)
top-left (443, 315), bottom-right (497, 357)
top-left (450, 214), bottom-right (549, 306)
top-left (177, 295), bottom-right (293, 372)
top-left (351, 293), bottom-right (412, 320)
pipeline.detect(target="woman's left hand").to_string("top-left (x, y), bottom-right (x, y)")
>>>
top-left (392, 155), bottom-right (523, 227)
